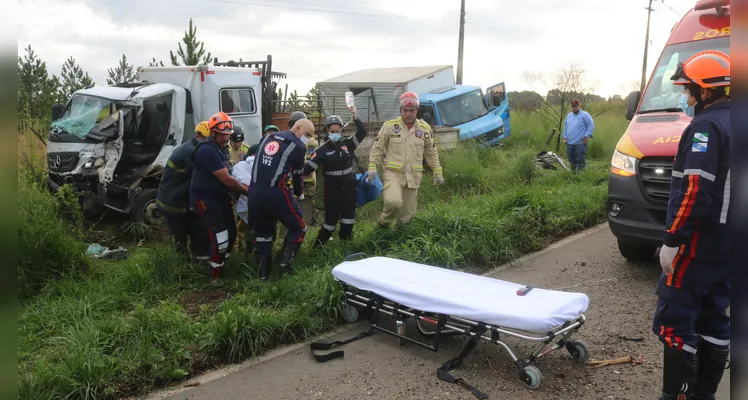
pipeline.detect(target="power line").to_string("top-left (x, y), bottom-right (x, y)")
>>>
top-left (208, 0), bottom-right (459, 23)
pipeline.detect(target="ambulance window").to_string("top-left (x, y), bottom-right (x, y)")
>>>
top-left (220, 88), bottom-right (257, 115)
top-left (638, 36), bottom-right (730, 113)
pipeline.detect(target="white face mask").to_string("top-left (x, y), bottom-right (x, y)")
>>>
top-left (300, 135), bottom-right (310, 145)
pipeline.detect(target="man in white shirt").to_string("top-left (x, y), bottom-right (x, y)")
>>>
top-left (232, 155), bottom-right (255, 254)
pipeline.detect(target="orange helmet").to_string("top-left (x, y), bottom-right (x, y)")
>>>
top-left (399, 91), bottom-right (420, 107)
top-left (671, 50), bottom-right (730, 89)
top-left (207, 111), bottom-right (234, 134)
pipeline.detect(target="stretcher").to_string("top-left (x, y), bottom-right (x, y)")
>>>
top-left (310, 254), bottom-right (591, 399)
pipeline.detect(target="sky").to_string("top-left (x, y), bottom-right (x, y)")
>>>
top-left (16, 0), bottom-right (697, 98)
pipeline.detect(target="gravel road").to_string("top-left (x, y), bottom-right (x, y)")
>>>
top-left (147, 224), bottom-right (730, 400)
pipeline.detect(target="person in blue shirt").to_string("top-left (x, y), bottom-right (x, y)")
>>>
top-left (190, 112), bottom-right (250, 281)
top-left (247, 118), bottom-right (313, 280)
top-left (561, 99), bottom-right (595, 172)
top-left (156, 121), bottom-right (211, 261)
top-left (652, 50), bottom-right (731, 400)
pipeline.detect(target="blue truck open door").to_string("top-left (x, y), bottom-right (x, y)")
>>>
top-left (484, 82), bottom-right (511, 138)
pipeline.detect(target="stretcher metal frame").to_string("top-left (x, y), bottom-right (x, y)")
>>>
top-left (322, 253), bottom-right (591, 397)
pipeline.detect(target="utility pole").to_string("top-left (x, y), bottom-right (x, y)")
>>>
top-left (456, 0), bottom-right (466, 84)
top-left (640, 0), bottom-right (655, 94)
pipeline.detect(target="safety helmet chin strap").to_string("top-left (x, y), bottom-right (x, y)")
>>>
top-left (688, 82), bottom-right (726, 115)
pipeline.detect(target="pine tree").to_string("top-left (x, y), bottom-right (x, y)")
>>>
top-left (17, 44), bottom-right (61, 121)
top-left (106, 54), bottom-right (137, 85)
top-left (59, 56), bottom-right (95, 103)
top-left (170, 18), bottom-right (212, 66)
top-left (148, 57), bottom-right (165, 67)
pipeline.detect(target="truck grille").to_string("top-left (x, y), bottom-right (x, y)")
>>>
top-left (481, 126), bottom-right (504, 141)
top-left (638, 157), bottom-right (675, 204)
top-left (47, 152), bottom-right (79, 173)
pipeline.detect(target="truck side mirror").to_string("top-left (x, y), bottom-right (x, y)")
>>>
top-left (51, 103), bottom-right (63, 121)
top-left (625, 91), bottom-right (641, 121)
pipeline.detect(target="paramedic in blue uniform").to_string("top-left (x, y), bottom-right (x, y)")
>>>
top-left (561, 99), bottom-right (595, 172)
top-left (652, 50), bottom-right (731, 400)
top-left (303, 106), bottom-right (367, 247)
top-left (247, 118), bottom-right (314, 280)
top-left (156, 121), bottom-right (211, 261)
top-left (190, 111), bottom-right (250, 281)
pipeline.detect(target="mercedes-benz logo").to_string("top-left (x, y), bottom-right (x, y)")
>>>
top-left (54, 156), bottom-right (61, 168)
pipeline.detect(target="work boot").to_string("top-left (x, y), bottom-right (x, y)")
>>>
top-left (314, 228), bottom-right (333, 248)
top-left (659, 345), bottom-right (698, 400)
top-left (279, 242), bottom-right (301, 276)
top-left (693, 338), bottom-right (730, 399)
top-left (256, 253), bottom-right (272, 281)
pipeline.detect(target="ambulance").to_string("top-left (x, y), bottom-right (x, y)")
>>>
top-left (607, 0), bottom-right (730, 261)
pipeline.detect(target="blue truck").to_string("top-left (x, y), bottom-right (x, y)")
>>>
top-left (316, 66), bottom-right (511, 145)
top-left (417, 83), bottom-right (511, 145)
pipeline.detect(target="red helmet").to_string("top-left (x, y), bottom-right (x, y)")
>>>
top-left (207, 111), bottom-right (234, 134)
top-left (399, 91), bottom-right (419, 107)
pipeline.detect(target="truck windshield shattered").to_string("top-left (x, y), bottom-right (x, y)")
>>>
top-left (51, 94), bottom-right (131, 141)
top-left (436, 90), bottom-right (488, 127)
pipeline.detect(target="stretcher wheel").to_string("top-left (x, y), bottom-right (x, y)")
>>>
top-left (341, 303), bottom-right (359, 323)
top-left (567, 339), bottom-right (590, 363)
top-left (521, 365), bottom-right (543, 390)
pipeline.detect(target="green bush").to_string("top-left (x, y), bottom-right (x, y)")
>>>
top-left (18, 174), bottom-right (90, 299)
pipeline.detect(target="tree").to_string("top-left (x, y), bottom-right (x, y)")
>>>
top-left (148, 57), bottom-right (165, 67)
top-left (170, 18), bottom-right (212, 66)
top-left (59, 56), bottom-right (95, 104)
top-left (523, 62), bottom-right (609, 138)
top-left (506, 91), bottom-right (543, 116)
top-left (107, 54), bottom-right (136, 85)
top-left (17, 45), bottom-right (60, 122)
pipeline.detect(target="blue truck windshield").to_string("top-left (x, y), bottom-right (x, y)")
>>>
top-left (436, 90), bottom-right (488, 127)
top-left (639, 36), bottom-right (730, 113)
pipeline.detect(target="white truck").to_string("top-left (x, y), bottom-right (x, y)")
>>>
top-left (46, 56), bottom-right (285, 224)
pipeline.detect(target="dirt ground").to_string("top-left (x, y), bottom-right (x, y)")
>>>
top-left (144, 224), bottom-right (730, 400)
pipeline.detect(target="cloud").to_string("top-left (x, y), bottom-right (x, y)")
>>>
top-left (18, 0), bottom-right (697, 98)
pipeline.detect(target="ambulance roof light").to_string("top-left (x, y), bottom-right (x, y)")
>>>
top-left (694, 0), bottom-right (730, 11)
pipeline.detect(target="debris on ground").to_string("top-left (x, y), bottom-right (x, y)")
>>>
top-left (585, 355), bottom-right (645, 369)
top-left (86, 243), bottom-right (130, 260)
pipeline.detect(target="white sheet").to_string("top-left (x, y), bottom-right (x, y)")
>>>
top-left (332, 257), bottom-right (590, 334)
top-left (231, 158), bottom-right (254, 224)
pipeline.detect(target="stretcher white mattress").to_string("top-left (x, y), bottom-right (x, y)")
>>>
top-left (333, 257), bottom-right (589, 333)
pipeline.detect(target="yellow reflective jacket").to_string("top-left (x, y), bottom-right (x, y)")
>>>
top-left (368, 117), bottom-right (442, 188)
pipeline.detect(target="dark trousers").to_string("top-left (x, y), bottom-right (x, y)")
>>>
top-left (162, 210), bottom-right (209, 259)
top-left (652, 257), bottom-right (730, 353)
top-left (247, 185), bottom-right (306, 258)
top-left (317, 178), bottom-right (358, 244)
top-left (191, 196), bottom-right (237, 269)
top-left (566, 142), bottom-right (588, 172)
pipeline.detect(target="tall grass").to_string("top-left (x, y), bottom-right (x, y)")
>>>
top-left (17, 108), bottom-right (630, 399)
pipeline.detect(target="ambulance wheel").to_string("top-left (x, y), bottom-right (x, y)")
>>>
top-left (341, 303), bottom-right (359, 323)
top-left (521, 365), bottom-right (543, 390)
top-left (617, 240), bottom-right (655, 262)
top-left (567, 339), bottom-right (590, 363)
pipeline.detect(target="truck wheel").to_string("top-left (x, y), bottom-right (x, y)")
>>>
top-left (617, 239), bottom-right (656, 262)
top-left (130, 188), bottom-right (163, 226)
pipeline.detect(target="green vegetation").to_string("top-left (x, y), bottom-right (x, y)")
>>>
top-left (17, 108), bottom-right (628, 399)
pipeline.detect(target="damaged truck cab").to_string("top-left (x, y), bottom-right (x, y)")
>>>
top-left (46, 56), bottom-right (284, 224)
top-left (417, 82), bottom-right (511, 146)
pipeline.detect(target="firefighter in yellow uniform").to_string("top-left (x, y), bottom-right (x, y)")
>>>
top-left (228, 126), bottom-right (249, 166)
top-left (367, 91), bottom-right (444, 227)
